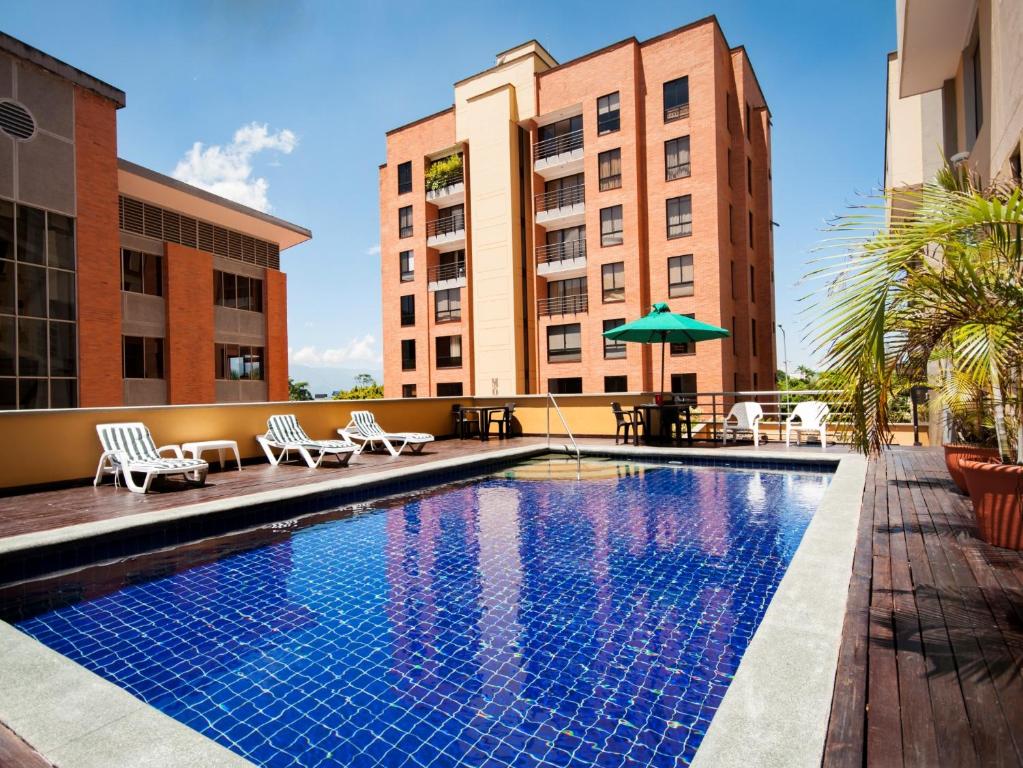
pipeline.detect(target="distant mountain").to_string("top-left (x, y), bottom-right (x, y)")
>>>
top-left (288, 364), bottom-right (383, 398)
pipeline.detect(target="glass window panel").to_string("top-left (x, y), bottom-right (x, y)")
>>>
top-left (17, 263), bottom-right (46, 317)
top-left (228, 345), bottom-right (244, 380)
top-left (0, 377), bottom-right (15, 409)
top-left (18, 318), bottom-right (47, 376)
top-left (16, 206), bottom-right (45, 265)
top-left (50, 378), bottom-right (76, 408)
top-left (600, 206), bottom-right (623, 246)
top-left (0, 200), bottom-right (13, 262)
top-left (143, 254), bottom-right (162, 296)
top-left (251, 279), bottom-right (263, 312)
top-left (667, 196), bottom-right (692, 239)
top-left (602, 262), bottom-right (624, 302)
top-left (0, 316), bottom-right (13, 376)
top-left (224, 273), bottom-right (237, 308)
top-left (236, 276), bottom-right (250, 311)
top-left (123, 336), bottom-right (145, 379)
top-left (247, 347), bottom-right (264, 380)
top-left (0, 259), bottom-right (14, 315)
top-left (400, 251), bottom-right (414, 281)
top-left (215, 344), bottom-right (226, 379)
top-left (18, 378), bottom-right (46, 409)
top-left (48, 270), bottom-right (75, 320)
top-left (49, 321), bottom-right (76, 377)
top-left (47, 213), bottom-right (75, 270)
top-left (397, 161), bottom-right (413, 195)
top-left (122, 250), bottom-right (144, 293)
top-left (214, 270), bottom-right (224, 305)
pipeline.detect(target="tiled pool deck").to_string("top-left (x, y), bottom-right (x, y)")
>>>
top-left (0, 438), bottom-right (1019, 766)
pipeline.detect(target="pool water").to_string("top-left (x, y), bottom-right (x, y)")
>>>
top-left (15, 458), bottom-right (830, 767)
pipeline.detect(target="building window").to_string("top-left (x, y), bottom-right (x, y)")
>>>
top-left (600, 205), bottom-right (623, 246)
top-left (598, 149), bottom-right (622, 191)
top-left (604, 375), bottom-right (628, 393)
top-left (603, 319), bottom-right (626, 359)
top-left (670, 313), bottom-right (696, 356)
top-left (965, 32), bottom-right (983, 145)
top-left (434, 249), bottom-right (466, 283)
top-left (400, 250), bottom-right (414, 282)
top-left (668, 255), bottom-right (694, 298)
top-left (121, 249), bottom-right (163, 296)
top-left (597, 92), bottom-right (620, 134)
top-left (750, 265), bottom-right (756, 301)
top-left (663, 76), bottom-right (689, 122)
top-left (542, 174), bottom-right (584, 212)
top-left (214, 344), bottom-right (264, 380)
top-left (671, 373), bottom-right (697, 395)
top-left (435, 288), bottom-right (461, 322)
top-left (436, 335), bottom-right (462, 368)
top-left (665, 137), bottom-right (691, 181)
top-left (437, 382), bottom-right (463, 397)
top-left (602, 262), bottom-right (625, 303)
top-left (402, 384), bottom-right (417, 398)
top-left (544, 277), bottom-right (587, 315)
top-left (751, 318), bottom-right (758, 357)
top-left (0, 201), bottom-right (78, 409)
top-left (666, 196), bottom-right (692, 239)
top-left (548, 377), bottom-right (582, 394)
top-left (544, 226), bottom-right (586, 264)
top-left (547, 323), bottom-right (581, 363)
top-left (399, 205), bottom-right (413, 239)
top-left (123, 336), bottom-right (164, 379)
top-left (401, 340), bottom-right (416, 371)
top-left (400, 295), bottom-right (415, 326)
top-left (748, 211), bottom-right (754, 248)
top-left (726, 93), bottom-right (733, 133)
top-left (215, 270), bottom-right (264, 312)
top-left (397, 161), bottom-right (412, 195)
top-left (747, 157), bottom-right (753, 194)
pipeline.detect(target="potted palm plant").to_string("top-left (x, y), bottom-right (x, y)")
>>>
top-left (808, 162), bottom-right (1023, 548)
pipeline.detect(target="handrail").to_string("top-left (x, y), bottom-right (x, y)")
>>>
top-left (536, 239), bottom-right (586, 265)
top-left (538, 294), bottom-right (588, 316)
top-left (425, 167), bottom-right (464, 193)
top-left (546, 392), bottom-right (581, 470)
top-left (427, 261), bottom-right (466, 283)
top-left (534, 129), bottom-right (584, 162)
top-left (535, 183), bottom-right (585, 213)
top-left (426, 212), bottom-right (465, 238)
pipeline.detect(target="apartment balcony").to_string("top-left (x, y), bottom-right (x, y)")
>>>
top-left (427, 261), bottom-right (467, 292)
top-left (536, 240), bottom-right (586, 279)
top-left (538, 293), bottom-right (588, 317)
top-left (426, 212), bottom-right (466, 251)
top-left (533, 129), bottom-right (584, 178)
top-left (425, 167), bottom-right (465, 206)
top-left (535, 183), bottom-right (585, 228)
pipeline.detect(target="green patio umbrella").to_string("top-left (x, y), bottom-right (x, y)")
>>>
top-left (602, 302), bottom-right (730, 394)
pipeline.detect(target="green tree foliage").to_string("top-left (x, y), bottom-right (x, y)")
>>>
top-left (333, 374), bottom-right (384, 400)
top-left (289, 378), bottom-right (313, 401)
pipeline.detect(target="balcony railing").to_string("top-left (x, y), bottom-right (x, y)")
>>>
top-left (665, 102), bottom-right (690, 122)
top-left (538, 294), bottom-right (588, 316)
top-left (535, 183), bottom-right (585, 213)
top-left (428, 261), bottom-right (466, 283)
top-left (426, 212), bottom-right (465, 239)
top-left (425, 167), bottom-right (464, 193)
top-left (667, 221), bottom-right (693, 239)
top-left (666, 162), bottom-right (691, 181)
top-left (434, 308), bottom-right (462, 323)
top-left (536, 239), bottom-right (586, 266)
top-left (436, 355), bottom-right (462, 369)
top-left (533, 128), bottom-right (584, 162)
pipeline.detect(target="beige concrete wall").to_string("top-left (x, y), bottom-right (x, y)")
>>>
top-left (885, 54), bottom-right (945, 191)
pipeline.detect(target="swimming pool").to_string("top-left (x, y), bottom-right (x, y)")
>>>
top-left (11, 457), bottom-right (830, 767)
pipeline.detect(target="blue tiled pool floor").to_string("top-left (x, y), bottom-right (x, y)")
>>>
top-left (15, 458), bottom-right (830, 767)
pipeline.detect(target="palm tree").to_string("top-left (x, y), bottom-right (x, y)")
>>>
top-left (806, 163), bottom-right (1023, 461)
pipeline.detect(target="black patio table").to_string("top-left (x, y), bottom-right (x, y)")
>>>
top-left (633, 402), bottom-right (693, 446)
top-left (456, 406), bottom-right (510, 442)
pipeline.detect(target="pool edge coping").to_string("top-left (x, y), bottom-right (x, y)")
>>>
top-left (690, 451), bottom-right (868, 768)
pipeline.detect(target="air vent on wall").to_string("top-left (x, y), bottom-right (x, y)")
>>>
top-left (0, 100), bottom-right (35, 140)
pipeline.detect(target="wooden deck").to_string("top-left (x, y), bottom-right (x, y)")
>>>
top-left (824, 448), bottom-right (1023, 767)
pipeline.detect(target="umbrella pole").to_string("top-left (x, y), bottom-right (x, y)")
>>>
top-left (660, 335), bottom-right (666, 396)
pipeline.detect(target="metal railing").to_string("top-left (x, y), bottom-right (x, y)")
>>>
top-left (425, 167), bottom-right (464, 193)
top-left (534, 129), bottom-right (584, 162)
top-left (538, 294), bottom-right (588, 316)
top-left (666, 162), bottom-right (691, 181)
top-left (427, 261), bottom-right (466, 283)
top-left (664, 102), bottom-right (690, 122)
top-left (426, 212), bottom-right (465, 239)
top-left (667, 220), bottom-right (693, 239)
top-left (434, 308), bottom-right (461, 323)
top-left (535, 183), bottom-right (585, 213)
top-left (546, 392), bottom-right (581, 469)
top-left (536, 239), bottom-right (586, 266)
top-left (599, 174), bottom-right (622, 191)
top-left (436, 355), bottom-right (462, 369)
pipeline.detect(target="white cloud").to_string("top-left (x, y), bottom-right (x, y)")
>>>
top-left (365, 244), bottom-right (381, 256)
top-left (171, 122), bottom-right (297, 212)
top-left (288, 335), bottom-right (382, 367)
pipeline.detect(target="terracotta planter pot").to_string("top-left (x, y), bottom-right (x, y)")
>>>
top-left (961, 460), bottom-right (1023, 551)
top-left (944, 444), bottom-right (1001, 493)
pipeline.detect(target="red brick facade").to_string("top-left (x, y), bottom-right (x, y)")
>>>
top-left (73, 87), bottom-right (123, 407)
top-left (265, 269), bottom-right (289, 402)
top-left (165, 243), bottom-right (215, 404)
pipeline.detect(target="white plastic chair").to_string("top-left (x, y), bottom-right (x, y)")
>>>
top-left (95, 422), bottom-right (208, 494)
top-left (339, 410), bottom-right (434, 457)
top-left (722, 402), bottom-right (764, 446)
top-left (785, 401), bottom-right (830, 448)
top-left (258, 415), bottom-right (358, 468)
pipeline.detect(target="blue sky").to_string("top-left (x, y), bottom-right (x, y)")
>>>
top-left (4, 0), bottom-right (894, 388)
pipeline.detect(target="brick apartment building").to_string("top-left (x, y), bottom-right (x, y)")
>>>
top-left (379, 16), bottom-right (775, 398)
top-left (0, 33), bottom-right (309, 409)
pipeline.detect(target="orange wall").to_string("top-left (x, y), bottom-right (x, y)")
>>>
top-left (74, 88), bottom-right (123, 407)
top-left (165, 243), bottom-right (214, 404)
top-left (265, 269), bottom-right (289, 401)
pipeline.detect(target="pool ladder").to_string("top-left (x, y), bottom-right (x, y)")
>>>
top-left (545, 393), bottom-right (582, 476)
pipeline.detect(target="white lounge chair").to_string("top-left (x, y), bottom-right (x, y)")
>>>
top-left (258, 414), bottom-right (358, 468)
top-left (785, 401), bottom-right (831, 448)
top-left (339, 410), bottom-right (435, 457)
top-left (94, 422), bottom-right (208, 494)
top-left (722, 401), bottom-right (764, 446)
